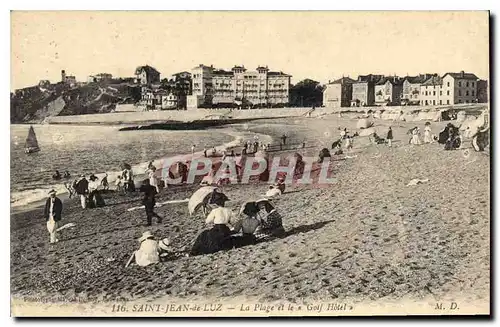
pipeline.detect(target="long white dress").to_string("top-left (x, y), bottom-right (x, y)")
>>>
top-left (411, 129), bottom-right (421, 145)
top-left (423, 126), bottom-right (433, 143)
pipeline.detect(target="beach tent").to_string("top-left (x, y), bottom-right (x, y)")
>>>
top-left (456, 111), bottom-right (467, 124)
top-left (356, 118), bottom-right (373, 129)
top-left (358, 127), bottom-right (376, 137)
top-left (188, 186), bottom-right (219, 216)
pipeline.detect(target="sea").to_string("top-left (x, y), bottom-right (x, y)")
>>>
top-left (10, 124), bottom-right (262, 209)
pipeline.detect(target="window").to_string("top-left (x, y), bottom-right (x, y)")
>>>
top-left (458, 90), bottom-right (462, 96)
top-left (447, 82), bottom-right (450, 87)
top-left (472, 82), bottom-right (475, 87)
top-left (458, 82), bottom-right (462, 87)
top-left (465, 100), bottom-right (469, 104)
top-left (440, 91), bottom-right (442, 95)
top-left (447, 100), bottom-right (450, 104)
top-left (466, 90), bottom-right (469, 96)
top-left (433, 100), bottom-right (436, 105)
top-left (466, 82), bottom-right (469, 87)
top-left (439, 100), bottom-right (442, 105)
top-left (472, 90), bottom-right (475, 96)
top-left (459, 100), bottom-right (462, 103)
top-left (425, 100), bottom-right (428, 105)
top-left (447, 90), bottom-right (450, 95)
top-left (425, 91), bottom-right (428, 96)
top-left (433, 91), bottom-right (436, 96)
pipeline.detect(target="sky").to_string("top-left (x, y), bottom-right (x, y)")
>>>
top-left (11, 11), bottom-right (489, 90)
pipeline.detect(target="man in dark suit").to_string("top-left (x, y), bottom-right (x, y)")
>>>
top-left (139, 179), bottom-right (163, 226)
top-left (44, 189), bottom-right (63, 244)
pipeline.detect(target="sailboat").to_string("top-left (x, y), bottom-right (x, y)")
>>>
top-left (24, 125), bottom-right (40, 154)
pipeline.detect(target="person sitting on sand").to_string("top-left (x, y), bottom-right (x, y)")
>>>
top-left (63, 171), bottom-right (71, 179)
top-left (128, 231), bottom-right (160, 267)
top-left (230, 215), bottom-right (261, 248)
top-left (257, 200), bottom-right (285, 238)
top-left (266, 176), bottom-right (286, 198)
top-left (190, 202), bottom-right (237, 256)
top-left (318, 148), bottom-right (331, 163)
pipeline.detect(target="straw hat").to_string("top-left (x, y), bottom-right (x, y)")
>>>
top-left (158, 238), bottom-right (172, 251)
top-left (138, 231), bottom-right (154, 242)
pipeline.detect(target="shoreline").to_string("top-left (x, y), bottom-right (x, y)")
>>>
top-left (10, 125), bottom-right (274, 212)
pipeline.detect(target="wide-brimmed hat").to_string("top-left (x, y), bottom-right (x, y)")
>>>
top-left (48, 189), bottom-right (56, 195)
top-left (158, 238), bottom-right (172, 251)
top-left (138, 231), bottom-right (154, 242)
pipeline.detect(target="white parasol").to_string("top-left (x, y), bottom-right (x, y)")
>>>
top-left (188, 186), bottom-right (218, 216)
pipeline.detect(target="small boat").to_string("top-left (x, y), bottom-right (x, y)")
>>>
top-left (24, 125), bottom-right (40, 154)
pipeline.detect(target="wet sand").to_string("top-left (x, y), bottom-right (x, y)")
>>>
top-left (11, 115), bottom-right (490, 310)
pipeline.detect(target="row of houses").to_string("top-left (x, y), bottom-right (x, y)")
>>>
top-left (323, 71), bottom-right (488, 108)
top-left (133, 64), bottom-right (293, 109)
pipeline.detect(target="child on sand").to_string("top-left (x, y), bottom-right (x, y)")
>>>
top-left (386, 127), bottom-right (393, 147)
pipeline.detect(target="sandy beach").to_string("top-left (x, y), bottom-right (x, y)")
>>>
top-left (10, 115), bottom-right (490, 315)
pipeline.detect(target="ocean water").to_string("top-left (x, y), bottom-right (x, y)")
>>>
top-left (10, 124), bottom-right (239, 208)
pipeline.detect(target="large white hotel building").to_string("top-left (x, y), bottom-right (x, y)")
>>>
top-left (187, 64), bottom-right (291, 109)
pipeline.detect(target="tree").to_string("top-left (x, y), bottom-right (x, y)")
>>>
top-left (290, 79), bottom-right (325, 107)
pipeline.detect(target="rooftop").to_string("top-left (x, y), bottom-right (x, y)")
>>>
top-left (422, 75), bottom-right (443, 86)
top-left (443, 71), bottom-right (479, 80)
top-left (135, 65), bottom-right (160, 76)
top-left (330, 77), bottom-right (357, 85)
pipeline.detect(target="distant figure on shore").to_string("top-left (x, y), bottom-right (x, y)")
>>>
top-left (52, 170), bottom-right (62, 180)
top-left (191, 144), bottom-right (196, 156)
top-left (44, 189), bottom-right (63, 244)
top-left (101, 173), bottom-right (109, 190)
top-left (281, 134), bottom-right (288, 146)
top-left (63, 171), bottom-right (71, 179)
top-left (212, 147), bottom-right (217, 157)
top-left (386, 127), bottom-right (393, 147)
top-left (340, 128), bottom-right (347, 140)
top-left (139, 179), bottom-right (163, 227)
top-left (148, 166), bottom-right (160, 193)
top-left (253, 141), bottom-right (259, 153)
top-left (424, 122), bottom-right (433, 143)
top-left (88, 174), bottom-right (105, 208)
top-left (203, 148), bottom-right (208, 158)
top-left (115, 175), bottom-right (124, 193)
top-left (74, 174), bottom-right (89, 209)
top-left (147, 161), bottom-right (156, 171)
top-left (345, 135), bottom-right (353, 151)
top-left (122, 167), bottom-right (135, 192)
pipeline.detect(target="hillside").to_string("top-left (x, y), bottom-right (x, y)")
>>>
top-left (10, 80), bottom-right (141, 123)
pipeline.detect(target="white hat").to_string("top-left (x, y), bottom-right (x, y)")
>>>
top-left (138, 231), bottom-right (154, 242)
top-left (158, 238), bottom-right (172, 251)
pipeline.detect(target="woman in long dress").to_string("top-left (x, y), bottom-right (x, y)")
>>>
top-left (411, 127), bottom-right (422, 145)
top-left (423, 123), bottom-right (433, 143)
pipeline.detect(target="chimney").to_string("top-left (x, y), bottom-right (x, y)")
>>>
top-left (460, 70), bottom-right (465, 78)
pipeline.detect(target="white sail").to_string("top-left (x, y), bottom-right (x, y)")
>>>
top-left (25, 126), bottom-right (40, 153)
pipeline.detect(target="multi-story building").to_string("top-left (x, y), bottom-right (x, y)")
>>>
top-left (135, 65), bottom-right (161, 85)
top-left (140, 86), bottom-right (179, 110)
top-left (88, 73), bottom-right (113, 83)
top-left (188, 64), bottom-right (291, 109)
top-left (374, 77), bottom-right (404, 106)
top-left (351, 74), bottom-right (383, 107)
top-left (419, 75), bottom-right (443, 106)
top-left (323, 77), bottom-right (355, 108)
top-left (477, 79), bottom-right (489, 103)
top-left (61, 70), bottom-right (77, 86)
top-left (441, 71), bottom-right (479, 105)
top-left (401, 74), bottom-right (436, 105)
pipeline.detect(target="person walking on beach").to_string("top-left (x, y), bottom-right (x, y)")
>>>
top-left (191, 144), bottom-right (196, 157)
top-left (203, 148), bottom-right (208, 158)
top-left (139, 179), bottom-right (163, 226)
top-left (101, 173), bottom-right (109, 190)
top-left (44, 189), bottom-right (62, 244)
top-left (148, 166), bottom-right (160, 193)
top-left (386, 127), bottom-right (393, 147)
top-left (75, 174), bottom-right (89, 209)
top-left (115, 175), bottom-right (124, 194)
